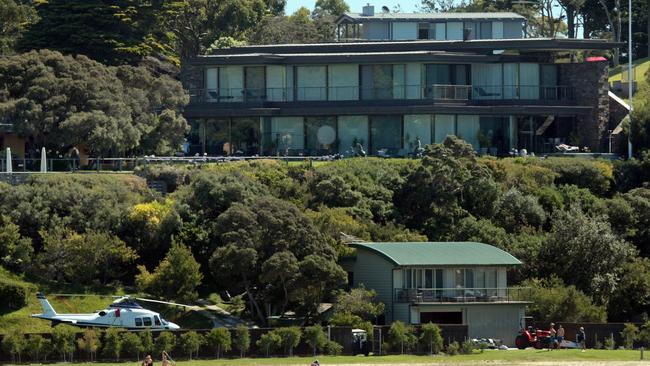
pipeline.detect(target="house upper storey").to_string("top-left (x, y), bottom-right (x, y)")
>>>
top-left (335, 6), bottom-right (527, 41)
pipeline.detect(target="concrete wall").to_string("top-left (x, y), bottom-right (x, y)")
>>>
top-left (559, 61), bottom-right (610, 151)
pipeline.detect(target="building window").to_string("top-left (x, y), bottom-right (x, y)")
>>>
top-left (244, 66), bottom-right (265, 101)
top-left (433, 22), bottom-right (446, 40)
top-left (267, 117), bottom-right (304, 154)
top-left (361, 65), bottom-right (393, 100)
top-left (424, 64), bottom-right (469, 99)
top-left (479, 116), bottom-right (511, 154)
top-left (296, 66), bottom-right (327, 101)
top-left (418, 23), bottom-right (430, 39)
top-left (480, 21), bottom-right (492, 39)
top-left (404, 115), bottom-right (432, 152)
top-left (338, 115), bottom-right (369, 155)
top-left (370, 115), bottom-right (402, 155)
top-left (305, 116), bottom-right (337, 155)
top-left (230, 117), bottom-right (260, 155)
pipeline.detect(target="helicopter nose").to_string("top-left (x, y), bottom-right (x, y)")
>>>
top-left (167, 322), bottom-right (180, 330)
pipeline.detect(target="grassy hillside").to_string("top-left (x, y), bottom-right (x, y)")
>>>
top-left (609, 57), bottom-right (650, 83)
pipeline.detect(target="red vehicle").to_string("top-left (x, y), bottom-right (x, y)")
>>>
top-left (515, 326), bottom-right (558, 349)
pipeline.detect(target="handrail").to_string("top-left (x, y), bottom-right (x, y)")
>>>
top-left (394, 287), bottom-right (531, 303)
top-left (189, 84), bottom-right (574, 103)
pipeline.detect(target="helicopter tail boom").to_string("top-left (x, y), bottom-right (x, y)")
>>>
top-left (36, 292), bottom-right (57, 317)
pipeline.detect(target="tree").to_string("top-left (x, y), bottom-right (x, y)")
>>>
top-left (420, 322), bottom-right (443, 355)
top-left (179, 331), bottom-right (203, 360)
top-left (522, 277), bottom-right (607, 322)
top-left (292, 255), bottom-right (348, 324)
top-left (312, 0), bottom-right (349, 17)
top-left (233, 325), bottom-right (250, 358)
top-left (77, 329), bottom-right (101, 362)
top-left (333, 286), bottom-right (385, 321)
top-left (205, 328), bottom-right (231, 359)
top-left (388, 321), bottom-right (416, 354)
top-left (121, 332), bottom-right (144, 361)
top-left (25, 334), bottom-right (50, 363)
top-left (0, 0), bottom-right (37, 54)
top-left (140, 330), bottom-right (154, 355)
top-left (621, 323), bottom-right (639, 349)
top-left (275, 327), bottom-right (302, 357)
top-left (1, 328), bottom-right (26, 363)
top-left (0, 215), bottom-right (33, 272)
top-left (608, 257), bottom-right (650, 321)
top-left (38, 229), bottom-right (138, 285)
top-left (303, 325), bottom-right (327, 356)
top-left (51, 325), bottom-right (76, 362)
top-left (494, 188), bottom-right (547, 232)
top-left (102, 328), bottom-right (123, 361)
top-left (136, 242), bottom-right (203, 303)
top-left (329, 312), bottom-right (373, 336)
top-left (256, 331), bottom-right (281, 357)
top-left (0, 50), bottom-right (188, 156)
top-left (540, 207), bottom-right (637, 301)
top-left (154, 332), bottom-right (176, 355)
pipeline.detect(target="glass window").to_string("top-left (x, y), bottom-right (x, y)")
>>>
top-left (338, 115), bottom-right (369, 155)
top-left (296, 66), bottom-right (327, 101)
top-left (540, 64), bottom-right (558, 100)
top-left (435, 269), bottom-right (444, 288)
top-left (405, 269), bottom-right (412, 288)
top-left (370, 115), bottom-right (402, 155)
top-left (270, 117), bottom-right (304, 154)
top-left (447, 22), bottom-right (463, 40)
top-left (464, 22), bottom-right (476, 39)
top-left (305, 116), bottom-right (337, 155)
top-left (425, 269), bottom-right (433, 288)
top-left (230, 117), bottom-right (260, 155)
top-left (479, 116), bottom-right (511, 154)
top-left (455, 269), bottom-right (464, 288)
top-left (434, 22), bottom-right (446, 40)
top-left (203, 118), bottom-right (230, 156)
top-left (472, 64), bottom-right (503, 99)
top-left (415, 269), bottom-right (423, 288)
top-left (135, 318), bottom-right (143, 326)
top-left (492, 21), bottom-right (504, 38)
top-left (475, 268), bottom-right (486, 289)
top-left (520, 63), bottom-right (540, 99)
top-left (244, 66), bottom-right (265, 101)
top-left (205, 68), bottom-right (218, 101)
top-left (328, 64), bottom-right (359, 101)
top-left (465, 269), bottom-right (474, 288)
top-left (404, 115), bottom-right (432, 152)
top-left (418, 23), bottom-right (430, 39)
top-left (219, 66), bottom-right (244, 102)
top-left (143, 317), bottom-right (152, 326)
top-left (154, 315), bottom-right (161, 326)
top-left (434, 114), bottom-right (455, 143)
top-left (456, 115), bottom-right (480, 149)
top-left (361, 65), bottom-right (393, 100)
top-left (425, 64), bottom-right (469, 99)
top-left (480, 22), bottom-right (492, 39)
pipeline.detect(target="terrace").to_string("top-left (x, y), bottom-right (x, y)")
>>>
top-left (394, 287), bottom-right (531, 304)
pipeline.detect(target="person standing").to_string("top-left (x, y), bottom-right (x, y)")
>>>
top-left (577, 326), bottom-right (586, 351)
top-left (548, 323), bottom-right (557, 351)
top-left (556, 324), bottom-right (565, 349)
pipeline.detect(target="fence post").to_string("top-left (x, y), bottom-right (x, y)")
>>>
top-left (641, 347), bottom-right (644, 360)
top-left (378, 327), bottom-right (382, 356)
top-left (96, 158), bottom-right (100, 172)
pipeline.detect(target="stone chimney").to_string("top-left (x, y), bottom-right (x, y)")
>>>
top-left (362, 4), bottom-right (375, 16)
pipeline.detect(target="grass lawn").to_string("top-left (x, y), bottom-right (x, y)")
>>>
top-left (609, 57), bottom-right (650, 83)
top-left (20, 349), bottom-right (645, 366)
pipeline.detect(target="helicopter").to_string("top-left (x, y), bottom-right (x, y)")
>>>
top-left (32, 292), bottom-right (181, 331)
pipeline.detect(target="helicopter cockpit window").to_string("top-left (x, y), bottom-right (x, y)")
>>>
top-left (161, 318), bottom-right (169, 325)
top-left (135, 318), bottom-right (143, 326)
top-left (154, 315), bottom-right (161, 326)
top-left (143, 317), bottom-right (152, 326)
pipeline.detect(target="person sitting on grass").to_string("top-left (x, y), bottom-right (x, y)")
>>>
top-left (141, 354), bottom-right (153, 366)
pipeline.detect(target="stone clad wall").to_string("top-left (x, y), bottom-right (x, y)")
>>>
top-left (180, 61), bottom-right (204, 92)
top-left (559, 61), bottom-right (610, 151)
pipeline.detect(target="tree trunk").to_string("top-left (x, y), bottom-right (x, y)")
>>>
top-left (647, 0), bottom-right (650, 57)
top-left (567, 6), bottom-right (576, 38)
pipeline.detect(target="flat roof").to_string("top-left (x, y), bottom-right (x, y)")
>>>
top-left (349, 242), bottom-right (522, 266)
top-left (338, 11), bottom-right (526, 23)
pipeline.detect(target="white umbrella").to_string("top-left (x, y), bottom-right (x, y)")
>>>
top-left (40, 147), bottom-right (47, 173)
top-left (5, 147), bottom-right (12, 173)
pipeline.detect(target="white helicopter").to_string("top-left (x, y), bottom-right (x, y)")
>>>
top-left (32, 292), bottom-right (181, 331)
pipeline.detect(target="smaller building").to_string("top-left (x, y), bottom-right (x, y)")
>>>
top-left (343, 241), bottom-right (529, 346)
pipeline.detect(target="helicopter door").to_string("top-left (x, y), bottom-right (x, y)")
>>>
top-left (154, 315), bottom-right (161, 326)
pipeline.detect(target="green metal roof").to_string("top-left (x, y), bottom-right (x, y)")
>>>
top-left (349, 242), bottom-right (521, 266)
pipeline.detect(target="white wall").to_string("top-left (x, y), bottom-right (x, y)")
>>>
top-left (392, 22), bottom-right (417, 40)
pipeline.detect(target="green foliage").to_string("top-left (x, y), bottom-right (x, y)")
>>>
top-left (51, 325), bottom-right (76, 361)
top-left (0, 50), bottom-right (188, 155)
top-left (329, 312), bottom-right (373, 337)
top-left (154, 331), bottom-right (176, 355)
top-left (0, 215), bottom-right (33, 272)
top-left (522, 277), bottom-right (607, 323)
top-left (420, 322), bottom-right (443, 355)
top-left (613, 152), bottom-right (650, 192)
top-left (604, 334), bottom-right (616, 350)
top-left (0, 278), bottom-right (27, 313)
top-left (388, 321), bottom-right (417, 354)
top-left (136, 242), bottom-right (202, 302)
top-left (256, 331), bottom-right (282, 357)
top-left (324, 340), bottom-right (343, 355)
top-left (304, 325), bottom-right (327, 356)
top-left (541, 158), bottom-right (613, 196)
top-left (0, 0), bottom-right (36, 53)
top-left (205, 328), bottom-right (231, 359)
top-left (494, 188), bottom-right (547, 232)
top-left (140, 330), bottom-right (154, 355)
top-left (77, 329), bottom-right (100, 361)
top-left (620, 323), bottom-right (639, 349)
top-left (333, 286), bottom-right (385, 321)
top-left (25, 334), bottom-right (50, 362)
top-left (540, 207), bottom-right (636, 300)
top-left (273, 327), bottom-right (302, 356)
top-left (38, 229), bottom-right (138, 285)
top-left (461, 339), bottom-right (475, 354)
top-left (102, 328), bottom-right (123, 361)
top-left (121, 332), bottom-right (144, 360)
top-left (179, 331), bottom-right (203, 360)
top-left (233, 325), bottom-right (250, 358)
top-left (446, 341), bottom-right (460, 356)
top-left (482, 158), bottom-right (556, 194)
top-left (1, 328), bottom-right (26, 363)
top-left (608, 257), bottom-right (650, 321)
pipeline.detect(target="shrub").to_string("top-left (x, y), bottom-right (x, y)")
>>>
top-left (140, 330), bottom-right (153, 354)
top-left (419, 322), bottom-right (443, 355)
top-left (154, 331), bottom-right (176, 356)
top-left (461, 339), bottom-right (475, 354)
top-left (275, 326), bottom-right (302, 357)
top-left (121, 332), bottom-right (144, 360)
top-left (1, 328), bottom-right (26, 363)
top-left (233, 325), bottom-right (250, 358)
top-left (541, 158), bottom-right (613, 196)
top-left (205, 328), bottom-right (231, 359)
top-left (446, 341), bottom-right (460, 355)
top-left (102, 328), bottom-right (123, 361)
top-left (324, 340), bottom-right (343, 356)
top-left (25, 334), bottom-right (50, 362)
top-left (256, 331), bottom-right (281, 357)
top-left (179, 331), bottom-right (203, 360)
top-left (303, 325), bottom-right (327, 356)
top-left (388, 321), bottom-right (417, 354)
top-left (604, 334), bottom-right (616, 350)
top-left (77, 328), bottom-right (100, 362)
top-left (52, 325), bottom-right (76, 361)
top-left (620, 323), bottom-right (639, 349)
top-left (0, 279), bottom-right (27, 312)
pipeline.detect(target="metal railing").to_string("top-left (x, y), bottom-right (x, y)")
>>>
top-left (189, 85), bottom-right (574, 103)
top-left (394, 287), bottom-right (531, 303)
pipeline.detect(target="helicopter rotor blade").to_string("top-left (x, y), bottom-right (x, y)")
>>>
top-left (50, 293), bottom-right (117, 297)
top-left (134, 298), bottom-right (198, 309)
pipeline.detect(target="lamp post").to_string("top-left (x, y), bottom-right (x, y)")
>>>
top-left (628, 0), bottom-right (633, 159)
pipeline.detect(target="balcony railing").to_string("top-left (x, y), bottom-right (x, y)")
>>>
top-left (394, 287), bottom-right (531, 304)
top-left (189, 85), bottom-right (574, 104)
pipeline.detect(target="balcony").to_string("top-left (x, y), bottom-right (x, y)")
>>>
top-left (188, 85), bottom-right (574, 105)
top-left (394, 287), bottom-right (531, 304)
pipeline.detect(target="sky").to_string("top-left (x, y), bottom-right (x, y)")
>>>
top-left (285, 0), bottom-right (422, 14)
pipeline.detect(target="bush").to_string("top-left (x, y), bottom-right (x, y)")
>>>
top-left (179, 331), bottom-right (203, 360)
top-left (419, 322), bottom-right (443, 355)
top-left (154, 331), bottom-right (176, 355)
top-left (275, 327), bottom-right (302, 357)
top-left (303, 325), bottom-right (327, 356)
top-left (77, 328), bottom-right (100, 362)
top-left (233, 325), bottom-right (250, 358)
top-left (102, 328), bottom-right (123, 361)
top-left (256, 331), bottom-right (281, 357)
top-left (1, 328), bottom-right (26, 363)
top-left (51, 325), bottom-right (75, 362)
top-left (446, 341), bottom-right (460, 355)
top-left (121, 332), bottom-right (144, 360)
top-left (461, 339), bottom-right (475, 355)
top-left (324, 340), bottom-right (343, 356)
top-left (205, 328), bottom-right (231, 359)
top-left (0, 279), bottom-right (27, 312)
top-left (620, 323), bottom-right (639, 349)
top-left (541, 158), bottom-right (613, 196)
top-left (25, 334), bottom-right (50, 362)
top-left (604, 334), bottom-right (616, 350)
top-left (388, 321), bottom-right (417, 354)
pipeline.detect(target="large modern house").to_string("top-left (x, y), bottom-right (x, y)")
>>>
top-left (342, 242), bottom-right (529, 346)
top-left (180, 8), bottom-right (621, 157)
